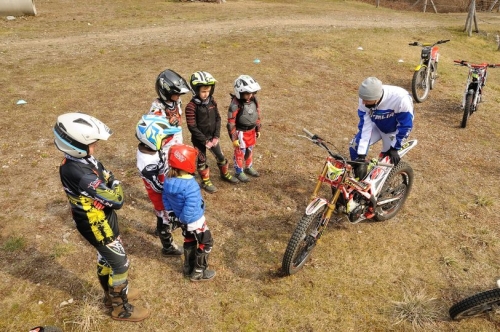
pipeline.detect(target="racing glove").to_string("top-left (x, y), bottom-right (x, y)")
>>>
top-left (205, 140), bottom-right (214, 149)
top-left (232, 140), bottom-right (240, 148)
top-left (211, 137), bottom-right (219, 147)
top-left (385, 147), bottom-right (400, 165)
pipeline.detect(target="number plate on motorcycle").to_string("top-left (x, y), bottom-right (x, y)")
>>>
top-left (326, 161), bottom-right (344, 182)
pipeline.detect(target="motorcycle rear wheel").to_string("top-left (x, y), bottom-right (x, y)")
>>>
top-left (374, 161), bottom-right (413, 221)
top-left (461, 93), bottom-right (474, 128)
top-left (282, 206), bottom-right (326, 276)
top-left (411, 67), bottom-right (430, 103)
top-left (449, 288), bottom-right (500, 320)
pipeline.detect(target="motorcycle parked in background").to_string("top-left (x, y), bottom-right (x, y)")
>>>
top-left (409, 39), bottom-right (450, 103)
top-left (453, 60), bottom-right (499, 128)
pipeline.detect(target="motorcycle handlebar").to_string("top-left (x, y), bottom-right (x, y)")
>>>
top-left (454, 60), bottom-right (498, 68)
top-left (409, 39), bottom-right (449, 47)
top-left (302, 128), bottom-right (344, 160)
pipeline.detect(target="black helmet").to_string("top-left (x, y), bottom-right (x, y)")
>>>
top-left (155, 69), bottom-right (190, 102)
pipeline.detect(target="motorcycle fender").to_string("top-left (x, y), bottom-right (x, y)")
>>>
top-left (414, 64), bottom-right (423, 71)
top-left (305, 197), bottom-right (328, 216)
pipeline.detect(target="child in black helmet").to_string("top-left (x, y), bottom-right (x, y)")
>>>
top-left (185, 71), bottom-right (239, 193)
top-left (149, 69), bottom-right (190, 153)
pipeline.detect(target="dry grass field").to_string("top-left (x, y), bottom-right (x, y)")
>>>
top-left (1, 0), bottom-right (500, 331)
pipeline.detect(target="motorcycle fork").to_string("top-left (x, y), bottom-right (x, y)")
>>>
top-left (310, 161), bottom-right (344, 238)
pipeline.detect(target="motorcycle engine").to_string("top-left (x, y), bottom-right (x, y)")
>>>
top-left (347, 193), bottom-right (369, 223)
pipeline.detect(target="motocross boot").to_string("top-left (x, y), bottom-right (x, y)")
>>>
top-left (109, 281), bottom-right (149, 322)
top-left (159, 224), bottom-right (182, 256)
top-left (98, 274), bottom-right (140, 309)
top-left (199, 167), bottom-right (217, 193)
top-left (244, 166), bottom-right (260, 177)
top-left (183, 242), bottom-right (197, 277)
top-left (218, 159), bottom-right (239, 184)
top-left (190, 250), bottom-right (216, 282)
top-left (236, 172), bottom-right (250, 183)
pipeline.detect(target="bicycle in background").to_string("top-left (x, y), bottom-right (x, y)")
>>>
top-left (453, 60), bottom-right (500, 128)
top-left (409, 39), bottom-right (450, 103)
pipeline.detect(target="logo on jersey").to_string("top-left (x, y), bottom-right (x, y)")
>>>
top-left (88, 179), bottom-right (102, 190)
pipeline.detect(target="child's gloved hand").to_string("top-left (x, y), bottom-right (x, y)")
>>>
top-left (103, 170), bottom-right (115, 185)
top-left (169, 116), bottom-right (180, 127)
top-left (256, 132), bottom-right (261, 139)
top-left (205, 140), bottom-right (214, 149)
top-left (211, 138), bottom-right (219, 146)
top-left (232, 140), bottom-right (240, 148)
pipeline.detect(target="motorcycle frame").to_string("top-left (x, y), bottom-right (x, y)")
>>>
top-left (306, 139), bottom-right (418, 224)
top-left (460, 65), bottom-right (487, 110)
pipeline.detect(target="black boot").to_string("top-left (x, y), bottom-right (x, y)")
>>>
top-left (190, 250), bottom-right (216, 282)
top-left (159, 224), bottom-right (182, 256)
top-left (183, 242), bottom-right (197, 277)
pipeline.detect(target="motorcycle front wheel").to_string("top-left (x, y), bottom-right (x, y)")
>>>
top-left (374, 161), bottom-right (414, 221)
top-left (282, 206), bottom-right (326, 276)
top-left (411, 67), bottom-right (430, 103)
top-left (461, 93), bottom-right (474, 128)
top-left (449, 288), bottom-right (500, 320)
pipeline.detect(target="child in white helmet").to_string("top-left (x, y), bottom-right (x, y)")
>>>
top-left (53, 113), bottom-right (149, 322)
top-left (227, 75), bottom-right (263, 182)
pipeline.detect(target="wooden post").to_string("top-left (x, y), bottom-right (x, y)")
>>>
top-left (423, 0), bottom-right (428, 12)
top-left (429, 0), bottom-right (438, 13)
top-left (497, 34), bottom-right (500, 51)
top-left (411, 0), bottom-right (421, 8)
top-left (488, 0), bottom-right (498, 11)
top-left (464, 0), bottom-right (479, 36)
top-left (376, 0), bottom-right (379, 8)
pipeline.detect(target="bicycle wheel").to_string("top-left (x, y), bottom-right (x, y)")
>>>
top-left (449, 288), bottom-right (500, 320)
top-left (374, 161), bottom-right (413, 221)
top-left (461, 93), bottom-right (473, 128)
top-left (411, 67), bottom-right (430, 103)
top-left (282, 206), bottom-right (326, 275)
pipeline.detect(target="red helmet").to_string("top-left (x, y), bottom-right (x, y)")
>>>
top-left (168, 144), bottom-right (198, 174)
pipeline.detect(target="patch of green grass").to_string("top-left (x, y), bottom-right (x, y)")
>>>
top-left (476, 195), bottom-right (494, 207)
top-left (2, 236), bottom-right (26, 252)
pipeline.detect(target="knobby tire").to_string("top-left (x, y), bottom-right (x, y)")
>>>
top-left (374, 161), bottom-right (413, 221)
top-left (282, 206), bottom-right (326, 275)
top-left (449, 288), bottom-right (500, 320)
top-left (461, 93), bottom-right (473, 128)
top-left (411, 67), bottom-right (430, 103)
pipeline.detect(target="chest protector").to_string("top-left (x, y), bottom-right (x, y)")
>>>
top-left (237, 101), bottom-right (258, 130)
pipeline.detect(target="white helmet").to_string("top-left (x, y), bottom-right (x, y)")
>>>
top-left (233, 75), bottom-right (261, 99)
top-left (53, 113), bottom-right (112, 158)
